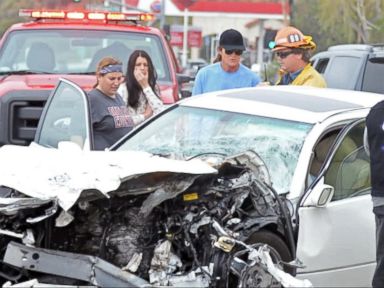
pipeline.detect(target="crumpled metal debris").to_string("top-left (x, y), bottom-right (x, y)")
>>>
top-left (149, 240), bottom-right (182, 285)
top-left (257, 246), bottom-right (313, 288)
top-left (0, 143), bottom-right (217, 211)
top-left (0, 147), bottom-right (312, 288)
top-left (122, 252), bottom-right (143, 273)
top-left (213, 219), bottom-right (313, 288)
top-left (140, 175), bottom-right (200, 217)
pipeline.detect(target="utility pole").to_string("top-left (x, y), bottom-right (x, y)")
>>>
top-left (281, 0), bottom-right (289, 25)
top-left (103, 0), bottom-right (149, 12)
top-left (257, 20), bottom-right (265, 67)
top-left (289, 0), bottom-right (294, 24)
top-left (160, 0), bottom-right (166, 30)
top-left (181, 0), bottom-right (196, 68)
top-left (182, 7), bottom-right (189, 68)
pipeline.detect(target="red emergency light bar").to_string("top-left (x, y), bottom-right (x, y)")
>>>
top-left (19, 9), bottom-right (155, 22)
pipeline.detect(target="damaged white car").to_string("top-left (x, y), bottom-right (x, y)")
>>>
top-left (0, 79), bottom-right (382, 287)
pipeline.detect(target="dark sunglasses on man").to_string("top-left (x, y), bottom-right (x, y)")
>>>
top-left (224, 49), bottom-right (243, 56)
top-left (275, 50), bottom-right (294, 59)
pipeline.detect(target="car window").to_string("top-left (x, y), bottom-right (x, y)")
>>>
top-left (35, 79), bottom-right (91, 150)
top-left (0, 30), bottom-right (171, 82)
top-left (362, 58), bottom-right (384, 94)
top-left (325, 56), bottom-right (361, 89)
top-left (313, 58), bottom-right (329, 74)
top-left (324, 121), bottom-right (370, 201)
top-left (118, 106), bottom-right (313, 194)
top-left (308, 130), bottom-right (339, 187)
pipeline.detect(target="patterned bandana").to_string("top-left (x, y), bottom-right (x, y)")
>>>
top-left (100, 64), bottom-right (123, 75)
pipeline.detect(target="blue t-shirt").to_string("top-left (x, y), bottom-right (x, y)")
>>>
top-left (192, 63), bottom-right (260, 95)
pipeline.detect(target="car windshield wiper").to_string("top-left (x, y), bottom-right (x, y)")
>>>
top-left (66, 72), bottom-right (95, 75)
top-left (0, 70), bottom-right (55, 75)
top-left (186, 152), bottom-right (227, 161)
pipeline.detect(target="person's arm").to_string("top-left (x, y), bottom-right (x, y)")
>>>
top-left (129, 103), bottom-right (153, 126)
top-left (192, 70), bottom-right (203, 96)
top-left (117, 84), bottom-right (128, 103)
top-left (142, 86), bottom-right (164, 114)
top-left (252, 72), bottom-right (261, 86)
top-left (115, 91), bottom-right (142, 126)
top-left (301, 76), bottom-right (327, 88)
top-left (131, 114), bottom-right (145, 126)
top-left (363, 126), bottom-right (370, 156)
top-left (134, 68), bottom-right (164, 115)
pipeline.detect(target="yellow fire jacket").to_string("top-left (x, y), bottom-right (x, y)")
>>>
top-left (276, 63), bottom-right (327, 88)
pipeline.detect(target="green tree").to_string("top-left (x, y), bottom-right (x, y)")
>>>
top-left (292, 0), bottom-right (384, 51)
top-left (0, 0), bottom-right (37, 36)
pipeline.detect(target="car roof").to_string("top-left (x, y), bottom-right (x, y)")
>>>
top-left (180, 86), bottom-right (384, 124)
top-left (312, 44), bottom-right (384, 59)
top-left (327, 44), bottom-right (384, 52)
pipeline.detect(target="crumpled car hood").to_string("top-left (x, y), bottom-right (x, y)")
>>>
top-left (0, 143), bottom-right (312, 288)
top-left (0, 143), bottom-right (217, 211)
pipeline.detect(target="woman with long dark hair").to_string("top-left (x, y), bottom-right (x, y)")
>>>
top-left (118, 50), bottom-right (164, 126)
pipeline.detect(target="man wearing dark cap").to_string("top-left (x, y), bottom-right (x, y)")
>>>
top-left (192, 29), bottom-right (260, 95)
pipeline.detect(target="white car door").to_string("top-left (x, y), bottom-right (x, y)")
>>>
top-left (296, 120), bottom-right (375, 287)
top-left (34, 78), bottom-right (93, 150)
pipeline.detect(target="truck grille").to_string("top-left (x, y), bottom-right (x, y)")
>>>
top-left (0, 90), bottom-right (51, 146)
top-left (10, 100), bottom-right (46, 145)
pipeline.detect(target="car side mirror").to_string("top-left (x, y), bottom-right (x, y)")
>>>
top-left (177, 74), bottom-right (194, 98)
top-left (303, 178), bottom-right (334, 207)
top-left (176, 73), bottom-right (194, 85)
top-left (180, 89), bottom-right (192, 98)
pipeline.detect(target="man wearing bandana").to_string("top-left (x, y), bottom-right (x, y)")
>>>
top-left (88, 57), bottom-right (137, 150)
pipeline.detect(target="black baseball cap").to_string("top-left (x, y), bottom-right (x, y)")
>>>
top-left (219, 29), bottom-right (246, 51)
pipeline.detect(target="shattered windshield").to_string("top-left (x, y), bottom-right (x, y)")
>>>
top-left (118, 106), bottom-right (313, 193)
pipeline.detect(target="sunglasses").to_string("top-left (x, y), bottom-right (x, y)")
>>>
top-left (224, 49), bottom-right (243, 56)
top-left (275, 50), bottom-right (294, 59)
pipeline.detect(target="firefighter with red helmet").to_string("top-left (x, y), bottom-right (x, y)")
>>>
top-left (271, 26), bottom-right (326, 87)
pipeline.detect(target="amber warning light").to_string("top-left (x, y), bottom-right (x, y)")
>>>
top-left (18, 9), bottom-right (155, 22)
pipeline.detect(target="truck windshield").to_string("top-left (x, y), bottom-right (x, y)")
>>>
top-left (0, 29), bottom-right (171, 81)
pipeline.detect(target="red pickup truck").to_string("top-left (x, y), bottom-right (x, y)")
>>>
top-left (0, 8), bottom-right (184, 146)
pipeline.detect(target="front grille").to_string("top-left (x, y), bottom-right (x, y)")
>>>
top-left (10, 100), bottom-right (46, 145)
top-left (0, 90), bottom-right (52, 146)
